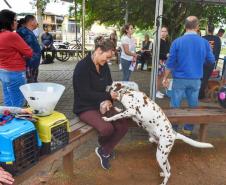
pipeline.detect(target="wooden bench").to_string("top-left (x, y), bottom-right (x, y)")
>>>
top-left (164, 107), bottom-right (226, 141)
top-left (14, 107), bottom-right (226, 184)
top-left (14, 116), bottom-right (96, 184)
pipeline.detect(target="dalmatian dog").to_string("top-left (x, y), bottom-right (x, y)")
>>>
top-left (103, 82), bottom-right (213, 185)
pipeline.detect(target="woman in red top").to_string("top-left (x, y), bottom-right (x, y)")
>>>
top-left (0, 9), bottom-right (32, 107)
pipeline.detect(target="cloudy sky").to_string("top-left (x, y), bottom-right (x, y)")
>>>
top-left (0, 0), bottom-right (72, 15)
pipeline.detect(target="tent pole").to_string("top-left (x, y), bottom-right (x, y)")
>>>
top-left (82, 0), bottom-right (85, 57)
top-left (74, 0), bottom-right (78, 41)
top-left (3, 0), bottom-right (11, 8)
top-left (150, 0), bottom-right (163, 101)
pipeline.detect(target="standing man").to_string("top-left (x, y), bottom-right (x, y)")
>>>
top-left (17, 15), bottom-right (41, 83)
top-left (217, 28), bottom-right (225, 38)
top-left (162, 16), bottom-right (215, 135)
top-left (199, 23), bottom-right (221, 100)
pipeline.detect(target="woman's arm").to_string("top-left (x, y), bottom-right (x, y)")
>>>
top-left (122, 44), bottom-right (137, 57)
top-left (12, 33), bottom-right (33, 58)
top-left (0, 106), bottom-right (31, 114)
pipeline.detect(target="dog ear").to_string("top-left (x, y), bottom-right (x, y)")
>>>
top-left (106, 85), bottom-right (112, 92)
top-left (115, 83), bottom-right (123, 91)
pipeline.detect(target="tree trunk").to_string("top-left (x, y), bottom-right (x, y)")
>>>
top-left (124, 1), bottom-right (128, 24)
top-left (36, 0), bottom-right (44, 43)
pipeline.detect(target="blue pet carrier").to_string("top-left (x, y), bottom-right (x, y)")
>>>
top-left (0, 117), bottom-right (42, 175)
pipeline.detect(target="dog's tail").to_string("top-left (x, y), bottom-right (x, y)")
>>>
top-left (176, 133), bottom-right (213, 148)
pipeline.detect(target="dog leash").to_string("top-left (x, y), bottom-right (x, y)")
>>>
top-left (0, 111), bottom-right (37, 126)
top-left (0, 110), bottom-right (14, 126)
top-left (14, 113), bottom-right (37, 123)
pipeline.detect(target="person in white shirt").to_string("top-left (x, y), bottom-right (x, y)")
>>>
top-left (120, 24), bottom-right (137, 81)
top-left (33, 27), bottom-right (40, 39)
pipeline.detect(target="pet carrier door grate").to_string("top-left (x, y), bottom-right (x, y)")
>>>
top-left (0, 131), bottom-right (39, 175)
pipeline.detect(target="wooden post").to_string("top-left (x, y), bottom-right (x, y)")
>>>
top-left (63, 151), bottom-right (74, 177)
top-left (199, 124), bottom-right (208, 142)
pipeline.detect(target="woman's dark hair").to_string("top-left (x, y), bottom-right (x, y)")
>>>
top-left (0, 9), bottom-right (16, 31)
top-left (17, 18), bottom-right (25, 30)
top-left (121, 23), bottom-right (133, 35)
top-left (161, 26), bottom-right (168, 31)
top-left (94, 36), bottom-right (114, 51)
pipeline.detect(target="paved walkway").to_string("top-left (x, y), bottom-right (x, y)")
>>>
top-left (1, 57), bottom-right (226, 138)
top-left (38, 58), bottom-right (155, 120)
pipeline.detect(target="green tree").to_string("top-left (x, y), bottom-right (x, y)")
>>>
top-left (30, 0), bottom-right (52, 41)
top-left (74, 0), bottom-right (226, 40)
top-left (74, 0), bottom-right (156, 29)
top-left (163, 0), bottom-right (226, 40)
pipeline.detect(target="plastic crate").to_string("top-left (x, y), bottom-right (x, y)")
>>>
top-left (33, 111), bottom-right (70, 155)
top-left (0, 118), bottom-right (42, 175)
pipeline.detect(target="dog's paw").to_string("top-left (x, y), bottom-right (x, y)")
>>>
top-left (149, 137), bottom-right (157, 143)
top-left (160, 172), bottom-right (165, 177)
top-left (102, 116), bottom-right (111, 122)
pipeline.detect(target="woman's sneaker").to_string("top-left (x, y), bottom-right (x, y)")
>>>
top-left (95, 147), bottom-right (111, 170)
top-left (109, 150), bottom-right (116, 160)
top-left (156, 91), bottom-right (164, 99)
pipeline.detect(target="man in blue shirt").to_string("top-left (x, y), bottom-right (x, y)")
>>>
top-left (17, 15), bottom-right (41, 83)
top-left (162, 16), bottom-right (215, 135)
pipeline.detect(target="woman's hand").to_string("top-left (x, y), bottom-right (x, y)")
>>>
top-left (0, 167), bottom-right (14, 185)
top-left (110, 91), bottom-right (118, 100)
top-left (105, 100), bottom-right (113, 111)
top-left (21, 108), bottom-right (32, 114)
top-left (100, 100), bottom-right (112, 114)
top-left (159, 59), bottom-right (164, 65)
top-left (133, 53), bottom-right (138, 61)
top-left (162, 78), bottom-right (169, 88)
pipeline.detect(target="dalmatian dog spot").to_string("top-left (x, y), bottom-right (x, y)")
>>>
top-left (103, 82), bottom-right (214, 185)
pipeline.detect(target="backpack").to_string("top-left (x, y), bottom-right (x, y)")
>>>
top-left (42, 54), bottom-right (54, 64)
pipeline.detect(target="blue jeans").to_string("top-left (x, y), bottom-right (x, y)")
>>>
top-left (121, 58), bottom-right (132, 81)
top-left (171, 79), bottom-right (201, 131)
top-left (0, 69), bottom-right (26, 107)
